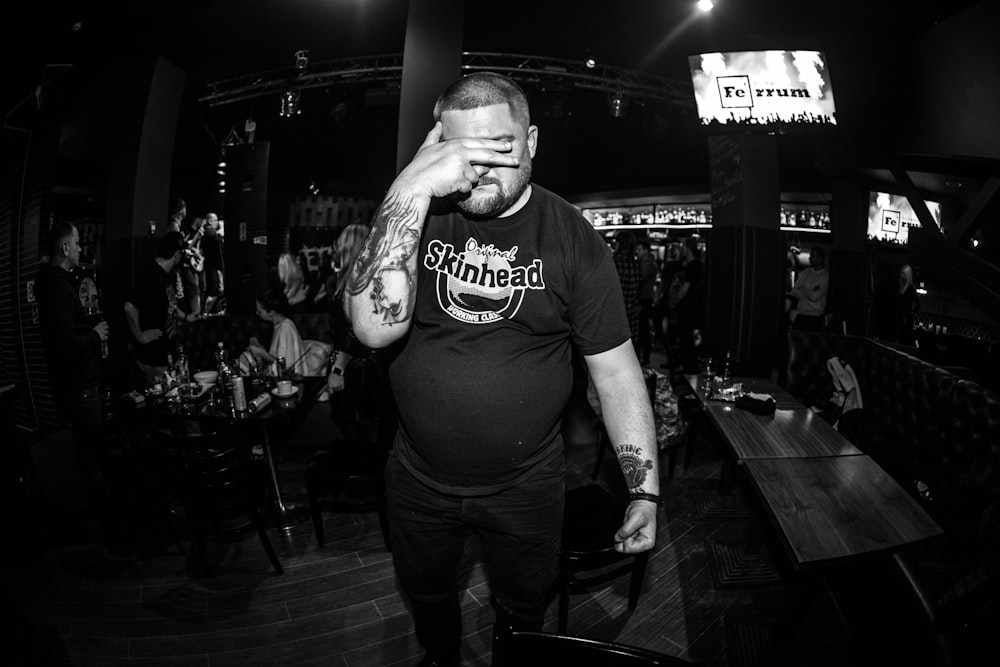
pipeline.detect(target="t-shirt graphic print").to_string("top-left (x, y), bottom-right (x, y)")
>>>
top-left (424, 237), bottom-right (545, 325)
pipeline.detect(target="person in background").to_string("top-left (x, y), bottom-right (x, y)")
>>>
top-left (635, 238), bottom-right (659, 366)
top-left (248, 287), bottom-right (306, 377)
top-left (165, 197), bottom-right (186, 234)
top-left (672, 237), bottom-right (705, 374)
top-left (658, 242), bottom-right (684, 371)
top-left (200, 212), bottom-right (225, 314)
top-left (35, 222), bottom-right (120, 547)
top-left (896, 263), bottom-right (920, 345)
top-left (326, 222), bottom-right (391, 442)
top-left (343, 71), bottom-right (658, 667)
top-left (789, 246), bottom-right (829, 331)
top-left (278, 252), bottom-right (310, 314)
top-left (125, 231), bottom-right (185, 386)
top-left (612, 230), bottom-right (642, 359)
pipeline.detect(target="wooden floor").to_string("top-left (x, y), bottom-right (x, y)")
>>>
top-left (7, 351), bottom-right (970, 667)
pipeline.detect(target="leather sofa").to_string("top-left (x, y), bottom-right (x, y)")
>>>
top-left (779, 330), bottom-right (1000, 660)
top-left (176, 311), bottom-right (336, 373)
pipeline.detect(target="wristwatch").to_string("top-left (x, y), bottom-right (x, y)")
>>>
top-left (332, 366), bottom-right (343, 376)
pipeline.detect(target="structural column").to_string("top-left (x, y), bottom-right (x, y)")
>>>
top-left (396, 0), bottom-right (465, 174)
top-left (705, 134), bottom-right (783, 376)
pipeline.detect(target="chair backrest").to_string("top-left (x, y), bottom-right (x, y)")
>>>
top-left (147, 416), bottom-right (267, 522)
top-left (493, 629), bottom-right (698, 666)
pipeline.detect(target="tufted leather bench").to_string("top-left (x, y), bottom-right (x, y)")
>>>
top-left (779, 330), bottom-right (1000, 652)
top-left (176, 312), bottom-right (336, 373)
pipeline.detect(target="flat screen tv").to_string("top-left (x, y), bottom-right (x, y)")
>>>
top-left (688, 50), bottom-right (837, 132)
top-left (866, 191), bottom-right (942, 245)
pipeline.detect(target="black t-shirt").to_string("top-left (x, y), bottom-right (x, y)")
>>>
top-left (130, 260), bottom-right (175, 366)
top-left (391, 184), bottom-right (631, 494)
top-left (677, 259), bottom-right (704, 327)
top-left (201, 234), bottom-right (224, 270)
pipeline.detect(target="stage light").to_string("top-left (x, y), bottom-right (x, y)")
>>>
top-left (697, 0), bottom-right (714, 12)
top-left (608, 90), bottom-right (628, 118)
top-left (280, 89), bottom-right (301, 117)
top-left (585, 58), bottom-right (597, 69)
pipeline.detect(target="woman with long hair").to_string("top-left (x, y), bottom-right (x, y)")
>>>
top-left (278, 252), bottom-right (309, 313)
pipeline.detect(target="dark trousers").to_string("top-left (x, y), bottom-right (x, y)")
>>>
top-left (60, 386), bottom-right (113, 519)
top-left (791, 314), bottom-right (825, 332)
top-left (386, 452), bottom-right (565, 660)
top-left (637, 298), bottom-right (658, 363)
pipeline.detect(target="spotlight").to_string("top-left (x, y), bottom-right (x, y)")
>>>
top-left (294, 49), bottom-right (310, 70)
top-left (280, 89), bottom-right (301, 118)
top-left (697, 0), bottom-right (714, 12)
top-left (608, 90), bottom-right (628, 118)
top-left (584, 57), bottom-right (597, 69)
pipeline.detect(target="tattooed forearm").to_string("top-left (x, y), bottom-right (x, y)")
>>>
top-left (346, 190), bottom-right (422, 325)
top-left (615, 444), bottom-right (654, 492)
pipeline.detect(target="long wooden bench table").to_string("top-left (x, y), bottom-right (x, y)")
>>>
top-left (684, 374), bottom-right (941, 563)
top-left (684, 375), bottom-right (862, 460)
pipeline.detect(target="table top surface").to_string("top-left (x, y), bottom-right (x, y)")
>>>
top-left (744, 456), bottom-right (943, 570)
top-left (685, 375), bottom-right (862, 460)
top-left (140, 375), bottom-right (325, 428)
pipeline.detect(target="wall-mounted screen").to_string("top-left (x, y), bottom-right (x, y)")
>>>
top-left (688, 50), bottom-right (837, 131)
top-left (866, 191), bottom-right (942, 245)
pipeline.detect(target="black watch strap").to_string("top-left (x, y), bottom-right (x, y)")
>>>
top-left (629, 492), bottom-right (661, 505)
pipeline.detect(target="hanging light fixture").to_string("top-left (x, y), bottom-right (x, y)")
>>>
top-left (608, 90), bottom-right (628, 118)
top-left (280, 89), bottom-right (301, 118)
top-left (294, 49), bottom-right (310, 71)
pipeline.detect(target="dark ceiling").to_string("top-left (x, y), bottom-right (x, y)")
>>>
top-left (4, 0), bottom-right (993, 204)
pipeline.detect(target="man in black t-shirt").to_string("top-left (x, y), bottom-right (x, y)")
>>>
top-left (124, 232), bottom-right (184, 385)
top-left (342, 72), bottom-right (659, 666)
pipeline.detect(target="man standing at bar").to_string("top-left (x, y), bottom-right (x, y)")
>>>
top-left (35, 222), bottom-right (116, 542)
top-left (344, 72), bottom-right (658, 667)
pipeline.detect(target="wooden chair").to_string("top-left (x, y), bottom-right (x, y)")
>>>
top-left (558, 483), bottom-right (650, 633)
top-left (304, 437), bottom-right (391, 551)
top-left (492, 626), bottom-right (698, 666)
top-left (148, 415), bottom-right (284, 575)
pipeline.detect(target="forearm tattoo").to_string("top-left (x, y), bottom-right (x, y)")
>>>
top-left (346, 190), bottom-right (422, 326)
top-left (615, 444), bottom-right (654, 492)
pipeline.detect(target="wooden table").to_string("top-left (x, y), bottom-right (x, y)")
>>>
top-left (685, 375), bottom-right (862, 460)
top-left (683, 373), bottom-right (943, 642)
top-left (744, 456), bottom-right (943, 571)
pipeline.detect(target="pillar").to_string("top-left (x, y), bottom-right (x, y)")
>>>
top-left (705, 134), bottom-right (783, 377)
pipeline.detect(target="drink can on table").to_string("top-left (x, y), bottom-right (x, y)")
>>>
top-left (231, 376), bottom-right (248, 413)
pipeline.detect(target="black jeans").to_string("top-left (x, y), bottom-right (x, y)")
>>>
top-left (637, 298), bottom-right (655, 363)
top-left (60, 386), bottom-right (112, 516)
top-left (386, 452), bottom-right (565, 660)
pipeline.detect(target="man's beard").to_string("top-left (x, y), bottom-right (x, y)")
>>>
top-left (455, 159), bottom-right (532, 220)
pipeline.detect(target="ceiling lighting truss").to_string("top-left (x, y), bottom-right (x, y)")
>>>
top-left (199, 52), bottom-right (693, 110)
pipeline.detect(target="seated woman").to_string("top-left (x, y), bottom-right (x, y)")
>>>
top-left (247, 287), bottom-right (307, 377)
